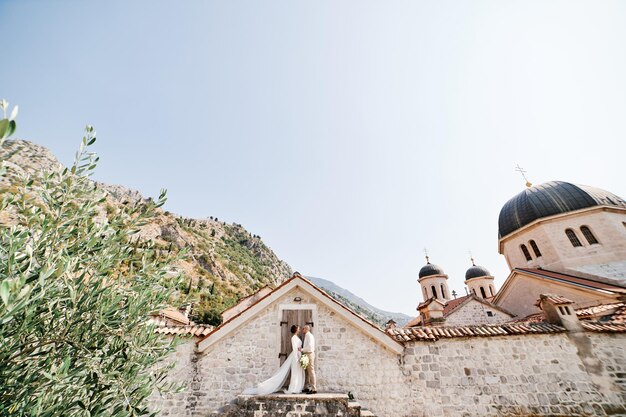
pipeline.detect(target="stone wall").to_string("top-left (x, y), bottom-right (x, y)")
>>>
top-left (151, 287), bottom-right (408, 416)
top-left (403, 333), bottom-right (626, 416)
top-left (444, 299), bottom-right (512, 326)
top-left (152, 297), bottom-right (626, 416)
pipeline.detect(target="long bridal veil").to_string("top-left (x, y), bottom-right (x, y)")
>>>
top-left (243, 336), bottom-right (305, 395)
top-left (242, 352), bottom-right (294, 395)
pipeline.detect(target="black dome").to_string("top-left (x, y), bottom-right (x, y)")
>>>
top-left (498, 181), bottom-right (626, 238)
top-left (465, 265), bottom-right (491, 280)
top-left (419, 263), bottom-right (445, 278)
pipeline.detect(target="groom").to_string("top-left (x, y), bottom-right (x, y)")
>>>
top-left (300, 325), bottom-right (317, 394)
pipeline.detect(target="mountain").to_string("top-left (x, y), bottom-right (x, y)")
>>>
top-left (307, 276), bottom-right (412, 327)
top-left (0, 140), bottom-right (293, 324)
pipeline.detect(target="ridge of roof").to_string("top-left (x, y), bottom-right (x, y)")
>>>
top-left (389, 322), bottom-right (566, 342)
top-left (443, 294), bottom-right (515, 318)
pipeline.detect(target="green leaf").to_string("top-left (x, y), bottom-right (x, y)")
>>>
top-left (0, 119), bottom-right (8, 138)
top-left (0, 281), bottom-right (9, 305)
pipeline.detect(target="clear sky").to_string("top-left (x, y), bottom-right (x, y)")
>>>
top-left (2, 0), bottom-right (625, 315)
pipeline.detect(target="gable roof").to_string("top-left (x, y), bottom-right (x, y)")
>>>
top-left (493, 268), bottom-right (626, 307)
top-left (443, 294), bottom-right (515, 318)
top-left (417, 297), bottom-right (446, 310)
top-left (196, 273), bottom-right (404, 354)
top-left (405, 295), bottom-right (515, 328)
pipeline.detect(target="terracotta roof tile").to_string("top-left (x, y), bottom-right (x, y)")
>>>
top-left (581, 321), bottom-right (626, 333)
top-left (536, 294), bottom-right (575, 306)
top-left (154, 325), bottom-right (214, 337)
top-left (608, 305), bottom-right (626, 324)
top-left (442, 295), bottom-right (471, 316)
top-left (575, 302), bottom-right (624, 318)
top-left (387, 322), bottom-right (565, 342)
top-left (158, 307), bottom-right (191, 325)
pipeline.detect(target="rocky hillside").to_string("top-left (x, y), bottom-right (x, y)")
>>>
top-left (0, 140), bottom-right (293, 324)
top-left (308, 276), bottom-right (411, 327)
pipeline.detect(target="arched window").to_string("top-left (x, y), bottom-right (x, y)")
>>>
top-left (440, 284), bottom-right (446, 299)
top-left (489, 286), bottom-right (495, 296)
top-left (580, 226), bottom-right (598, 245)
top-left (565, 229), bottom-right (583, 247)
top-left (480, 287), bottom-right (487, 299)
top-left (520, 244), bottom-right (532, 261)
top-left (431, 285), bottom-right (438, 299)
top-left (529, 240), bottom-right (542, 257)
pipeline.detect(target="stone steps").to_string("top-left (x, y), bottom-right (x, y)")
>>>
top-left (217, 393), bottom-right (376, 417)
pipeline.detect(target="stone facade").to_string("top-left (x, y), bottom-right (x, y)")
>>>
top-left (151, 286), bottom-right (409, 416)
top-left (499, 207), bottom-right (626, 281)
top-left (444, 299), bottom-right (512, 326)
top-left (495, 270), bottom-right (619, 318)
top-left (152, 288), bottom-right (626, 417)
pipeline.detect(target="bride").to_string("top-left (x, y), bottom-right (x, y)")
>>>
top-left (243, 324), bottom-right (305, 395)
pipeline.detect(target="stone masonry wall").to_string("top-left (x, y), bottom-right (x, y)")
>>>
top-left (444, 299), bottom-right (512, 327)
top-left (403, 333), bottom-right (626, 416)
top-left (151, 286), bottom-right (408, 416)
top-left (152, 298), bottom-right (626, 417)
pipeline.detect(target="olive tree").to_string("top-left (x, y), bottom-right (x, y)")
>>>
top-left (0, 101), bottom-right (182, 416)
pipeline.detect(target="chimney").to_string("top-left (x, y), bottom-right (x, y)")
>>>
top-left (537, 294), bottom-right (582, 332)
top-left (418, 298), bottom-right (446, 326)
top-left (385, 319), bottom-right (397, 331)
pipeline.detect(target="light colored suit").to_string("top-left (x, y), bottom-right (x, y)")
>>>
top-left (302, 332), bottom-right (317, 391)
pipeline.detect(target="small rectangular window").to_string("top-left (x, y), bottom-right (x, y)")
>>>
top-left (486, 311), bottom-right (493, 317)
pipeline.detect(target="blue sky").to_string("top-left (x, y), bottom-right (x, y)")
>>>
top-left (2, 0), bottom-right (625, 315)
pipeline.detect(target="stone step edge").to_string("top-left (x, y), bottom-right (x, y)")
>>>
top-left (360, 411), bottom-right (376, 417)
top-left (348, 401), bottom-right (361, 409)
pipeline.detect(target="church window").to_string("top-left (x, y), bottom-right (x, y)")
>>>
top-left (520, 244), bottom-right (532, 261)
top-left (431, 285), bottom-right (438, 299)
top-left (565, 229), bottom-right (583, 247)
top-left (580, 226), bottom-right (598, 245)
top-left (558, 306), bottom-right (565, 315)
top-left (489, 286), bottom-right (495, 296)
top-left (423, 286), bottom-right (428, 298)
top-left (440, 284), bottom-right (446, 299)
top-left (480, 286), bottom-right (487, 299)
top-left (529, 240), bottom-right (542, 257)
top-left (564, 306), bottom-right (571, 315)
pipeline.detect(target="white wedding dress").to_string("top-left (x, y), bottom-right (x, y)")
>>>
top-left (243, 335), bottom-right (305, 395)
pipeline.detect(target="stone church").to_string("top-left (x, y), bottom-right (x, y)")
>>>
top-left (152, 180), bottom-right (626, 417)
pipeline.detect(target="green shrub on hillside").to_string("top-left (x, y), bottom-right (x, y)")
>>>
top-left (0, 104), bottom-right (182, 416)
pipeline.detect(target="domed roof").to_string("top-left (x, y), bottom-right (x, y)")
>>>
top-left (465, 265), bottom-right (491, 280)
top-left (419, 263), bottom-right (445, 279)
top-left (498, 181), bottom-right (626, 238)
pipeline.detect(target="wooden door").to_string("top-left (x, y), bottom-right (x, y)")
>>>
top-left (279, 309), bottom-right (313, 365)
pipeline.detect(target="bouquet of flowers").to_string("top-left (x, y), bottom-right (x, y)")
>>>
top-left (299, 354), bottom-right (309, 370)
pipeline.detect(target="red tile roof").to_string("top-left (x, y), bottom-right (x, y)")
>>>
top-left (535, 294), bottom-right (575, 307)
top-left (516, 268), bottom-right (626, 293)
top-left (575, 303), bottom-right (624, 318)
top-left (388, 323), bottom-right (565, 342)
top-left (580, 321), bottom-right (626, 333)
top-left (155, 325), bottom-right (214, 337)
top-left (442, 295), bottom-right (471, 316)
